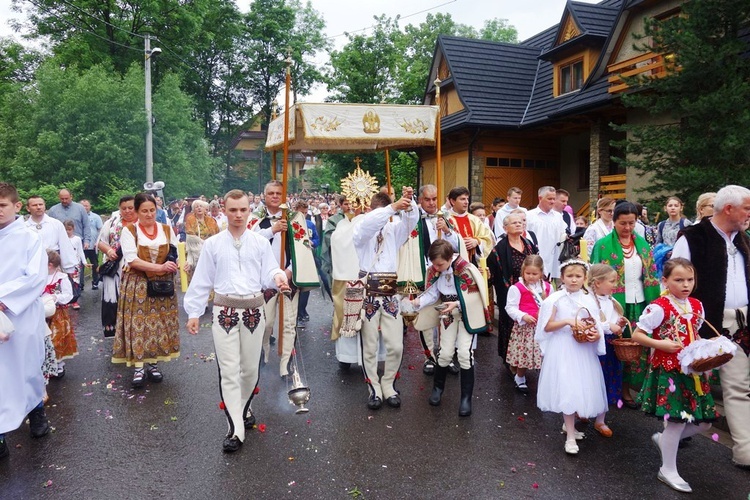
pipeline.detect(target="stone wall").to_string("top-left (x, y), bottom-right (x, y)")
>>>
top-left (589, 118), bottom-right (610, 207)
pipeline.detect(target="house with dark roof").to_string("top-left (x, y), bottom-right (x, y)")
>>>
top-left (418, 0), bottom-right (692, 212)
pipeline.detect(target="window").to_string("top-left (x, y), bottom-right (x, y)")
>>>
top-left (560, 59), bottom-right (584, 94)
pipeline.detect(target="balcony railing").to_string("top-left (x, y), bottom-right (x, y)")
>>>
top-left (607, 52), bottom-right (667, 94)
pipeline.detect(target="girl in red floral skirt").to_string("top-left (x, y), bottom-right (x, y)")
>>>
top-left (504, 255), bottom-right (550, 394)
top-left (632, 258), bottom-right (717, 493)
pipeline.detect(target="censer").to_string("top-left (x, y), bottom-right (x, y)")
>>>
top-left (286, 333), bottom-right (311, 414)
top-left (400, 279), bottom-right (420, 326)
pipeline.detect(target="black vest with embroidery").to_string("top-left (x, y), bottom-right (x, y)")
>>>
top-left (682, 217), bottom-right (750, 338)
top-left (258, 216), bottom-right (292, 268)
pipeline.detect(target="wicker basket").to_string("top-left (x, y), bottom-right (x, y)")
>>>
top-left (677, 313), bottom-right (735, 373)
top-left (573, 307), bottom-right (599, 343)
top-left (610, 322), bottom-right (643, 363)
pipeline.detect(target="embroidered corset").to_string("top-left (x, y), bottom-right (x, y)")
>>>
top-left (650, 296), bottom-right (703, 372)
top-left (515, 281), bottom-right (549, 319)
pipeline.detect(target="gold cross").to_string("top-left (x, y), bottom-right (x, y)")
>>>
top-left (353, 156), bottom-right (362, 169)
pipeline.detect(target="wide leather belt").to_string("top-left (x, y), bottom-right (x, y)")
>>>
top-left (360, 272), bottom-right (398, 297)
top-left (441, 294), bottom-right (459, 302)
top-left (214, 293), bottom-right (264, 309)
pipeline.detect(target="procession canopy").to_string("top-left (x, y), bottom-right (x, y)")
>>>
top-left (265, 103), bottom-right (439, 151)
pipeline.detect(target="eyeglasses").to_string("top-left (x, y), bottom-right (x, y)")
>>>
top-left (601, 209), bottom-right (614, 214)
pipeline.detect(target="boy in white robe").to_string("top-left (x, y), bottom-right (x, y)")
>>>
top-left (0, 183), bottom-right (49, 459)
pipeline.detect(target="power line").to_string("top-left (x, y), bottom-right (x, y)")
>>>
top-left (327, 0), bottom-right (458, 39)
top-left (157, 42), bottom-right (203, 76)
top-left (56, 0), bottom-right (146, 39)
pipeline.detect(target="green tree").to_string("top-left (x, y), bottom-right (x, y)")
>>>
top-left (614, 0), bottom-right (750, 213)
top-left (0, 60), bottom-right (218, 202)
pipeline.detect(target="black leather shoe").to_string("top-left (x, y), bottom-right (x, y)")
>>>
top-left (244, 411), bottom-right (256, 429)
top-left (222, 436), bottom-right (242, 453)
top-left (423, 360), bottom-right (435, 375)
top-left (51, 365), bottom-right (65, 380)
top-left (0, 438), bottom-right (8, 459)
top-left (269, 336), bottom-right (276, 346)
top-left (367, 396), bottom-right (382, 410)
top-left (146, 364), bottom-right (163, 383)
top-left (338, 361), bottom-right (351, 371)
top-left (621, 399), bottom-right (639, 410)
top-left (28, 406), bottom-right (50, 438)
top-left (132, 368), bottom-right (146, 388)
top-left (514, 381), bottom-right (529, 395)
top-left (386, 395), bottom-right (401, 408)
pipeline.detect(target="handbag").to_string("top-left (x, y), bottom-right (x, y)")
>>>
top-left (147, 277), bottom-right (175, 297)
top-left (98, 248), bottom-right (122, 278)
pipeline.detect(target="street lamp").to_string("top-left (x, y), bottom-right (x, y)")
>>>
top-left (144, 34), bottom-right (162, 184)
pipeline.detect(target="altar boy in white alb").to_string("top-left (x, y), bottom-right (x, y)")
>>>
top-left (353, 188), bottom-right (418, 410)
top-left (0, 183), bottom-right (49, 459)
top-left (185, 190), bottom-right (289, 454)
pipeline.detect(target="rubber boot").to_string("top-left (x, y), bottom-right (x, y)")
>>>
top-left (429, 365), bottom-right (448, 406)
top-left (458, 367), bottom-right (474, 417)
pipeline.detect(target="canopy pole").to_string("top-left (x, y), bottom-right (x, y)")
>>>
top-left (434, 78), bottom-right (443, 238)
top-left (279, 53), bottom-right (292, 357)
top-left (385, 149), bottom-right (392, 199)
top-left (271, 100), bottom-right (278, 181)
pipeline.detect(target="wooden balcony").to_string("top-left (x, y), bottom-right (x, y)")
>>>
top-left (600, 174), bottom-right (627, 198)
top-left (607, 52), bottom-right (668, 94)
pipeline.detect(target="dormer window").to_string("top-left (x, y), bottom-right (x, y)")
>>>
top-left (560, 59), bottom-right (584, 94)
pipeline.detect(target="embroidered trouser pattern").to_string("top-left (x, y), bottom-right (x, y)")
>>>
top-left (212, 305), bottom-right (265, 443)
top-left (359, 295), bottom-right (403, 400)
top-left (263, 291), bottom-right (299, 376)
top-left (436, 312), bottom-right (474, 370)
top-left (721, 307), bottom-right (750, 465)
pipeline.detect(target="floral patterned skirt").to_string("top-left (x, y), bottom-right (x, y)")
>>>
top-left (637, 366), bottom-right (718, 423)
top-left (50, 308), bottom-right (78, 361)
top-left (112, 271), bottom-right (180, 367)
top-left (623, 302), bottom-right (648, 389)
top-left (506, 322), bottom-right (542, 369)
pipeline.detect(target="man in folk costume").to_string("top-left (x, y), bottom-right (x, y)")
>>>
top-left (672, 185), bottom-right (750, 470)
top-left (398, 184), bottom-right (459, 375)
top-left (253, 181), bottom-right (318, 377)
top-left (353, 188), bottom-right (418, 409)
top-left (0, 183), bottom-right (50, 459)
top-left (185, 190), bottom-right (290, 453)
top-left (413, 239), bottom-right (490, 416)
top-left (447, 186), bottom-right (494, 266)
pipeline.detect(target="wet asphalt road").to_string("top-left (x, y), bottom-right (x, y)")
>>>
top-left (0, 285), bottom-right (748, 500)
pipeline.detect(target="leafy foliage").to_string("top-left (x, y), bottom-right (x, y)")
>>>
top-left (613, 0), bottom-right (750, 214)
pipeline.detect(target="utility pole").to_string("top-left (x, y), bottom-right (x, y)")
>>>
top-left (144, 34), bottom-right (155, 184)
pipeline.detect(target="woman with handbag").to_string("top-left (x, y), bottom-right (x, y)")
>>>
top-left (112, 193), bottom-right (180, 387)
top-left (97, 196), bottom-right (137, 337)
top-left (591, 202), bottom-right (660, 408)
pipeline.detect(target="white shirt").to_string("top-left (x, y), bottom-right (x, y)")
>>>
top-left (69, 235), bottom-right (86, 265)
top-left (120, 223), bottom-right (179, 264)
top-left (25, 214), bottom-right (78, 272)
top-left (212, 213), bottom-right (228, 231)
top-left (672, 222), bottom-right (748, 309)
top-left (594, 294), bottom-right (620, 334)
top-left (419, 210), bottom-right (459, 264)
top-left (636, 297), bottom-right (699, 333)
top-left (252, 210), bottom-right (291, 270)
top-left (183, 230), bottom-right (284, 318)
top-left (46, 270), bottom-right (73, 305)
top-left (623, 253), bottom-right (645, 304)
top-left (417, 259), bottom-right (458, 309)
top-left (526, 207), bottom-right (567, 278)
top-left (353, 201), bottom-right (418, 273)
top-left (505, 281), bottom-right (547, 325)
top-left (583, 219), bottom-right (613, 257)
top-left (493, 204), bottom-right (526, 237)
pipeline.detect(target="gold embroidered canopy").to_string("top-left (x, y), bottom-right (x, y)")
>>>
top-left (265, 103), bottom-right (439, 151)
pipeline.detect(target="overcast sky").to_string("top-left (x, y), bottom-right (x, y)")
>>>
top-left (0, 0), bottom-right (602, 101)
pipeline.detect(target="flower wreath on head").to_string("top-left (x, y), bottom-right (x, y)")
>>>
top-left (560, 258), bottom-right (590, 273)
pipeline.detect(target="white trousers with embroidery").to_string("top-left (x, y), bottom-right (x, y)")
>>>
top-left (359, 294), bottom-right (404, 400)
top-left (436, 312), bottom-right (474, 370)
top-left (263, 291), bottom-right (299, 376)
top-left (212, 304), bottom-right (265, 442)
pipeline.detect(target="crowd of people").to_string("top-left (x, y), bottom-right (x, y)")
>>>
top-left (1, 179), bottom-right (748, 495)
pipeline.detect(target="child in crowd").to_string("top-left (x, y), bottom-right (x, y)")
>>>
top-left (589, 263), bottom-right (628, 437)
top-left (535, 259), bottom-right (608, 455)
top-left (46, 249), bottom-right (78, 378)
top-left (414, 239), bottom-right (489, 417)
top-left (632, 258), bottom-right (717, 493)
top-left (64, 219), bottom-right (87, 310)
top-left (504, 255), bottom-right (550, 394)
